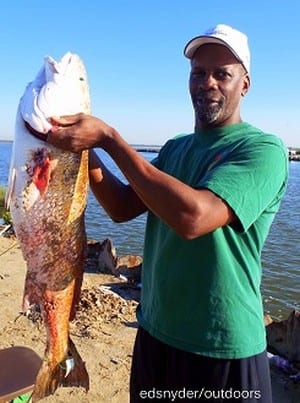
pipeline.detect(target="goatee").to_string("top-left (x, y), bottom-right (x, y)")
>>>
top-left (194, 96), bottom-right (225, 126)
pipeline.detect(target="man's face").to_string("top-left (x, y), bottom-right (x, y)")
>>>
top-left (189, 44), bottom-right (250, 130)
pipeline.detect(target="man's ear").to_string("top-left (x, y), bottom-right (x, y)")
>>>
top-left (242, 74), bottom-right (250, 97)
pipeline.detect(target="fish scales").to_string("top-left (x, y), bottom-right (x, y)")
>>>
top-left (6, 53), bottom-right (90, 401)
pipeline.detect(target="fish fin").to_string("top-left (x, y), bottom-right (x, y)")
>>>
top-left (31, 337), bottom-right (89, 401)
top-left (5, 167), bottom-right (16, 210)
top-left (62, 337), bottom-right (89, 389)
top-left (30, 360), bottom-right (64, 402)
top-left (67, 150), bottom-right (89, 224)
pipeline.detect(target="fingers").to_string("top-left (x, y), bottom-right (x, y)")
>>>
top-left (23, 114), bottom-right (87, 152)
top-left (47, 127), bottom-right (72, 150)
top-left (50, 113), bottom-right (84, 127)
top-left (46, 130), bottom-right (53, 144)
top-left (47, 125), bottom-right (85, 153)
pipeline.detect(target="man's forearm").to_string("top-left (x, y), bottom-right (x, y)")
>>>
top-left (88, 150), bottom-right (147, 222)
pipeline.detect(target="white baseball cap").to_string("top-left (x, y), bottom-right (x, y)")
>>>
top-left (184, 24), bottom-right (250, 73)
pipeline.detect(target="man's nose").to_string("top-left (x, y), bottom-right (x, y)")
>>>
top-left (200, 73), bottom-right (218, 90)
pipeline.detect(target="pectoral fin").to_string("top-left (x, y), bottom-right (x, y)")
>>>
top-left (5, 167), bottom-right (16, 210)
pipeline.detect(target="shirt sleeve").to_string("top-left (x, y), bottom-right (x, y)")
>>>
top-left (198, 136), bottom-right (289, 232)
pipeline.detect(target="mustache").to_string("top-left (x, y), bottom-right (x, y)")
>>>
top-left (194, 92), bottom-right (225, 104)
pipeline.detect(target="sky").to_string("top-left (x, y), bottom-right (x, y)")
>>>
top-left (0, 0), bottom-right (299, 147)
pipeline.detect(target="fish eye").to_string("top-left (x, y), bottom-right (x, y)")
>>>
top-left (79, 77), bottom-right (85, 81)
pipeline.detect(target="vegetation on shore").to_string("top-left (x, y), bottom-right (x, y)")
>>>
top-left (0, 186), bottom-right (12, 224)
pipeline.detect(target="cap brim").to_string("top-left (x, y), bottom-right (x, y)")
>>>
top-left (184, 35), bottom-right (242, 64)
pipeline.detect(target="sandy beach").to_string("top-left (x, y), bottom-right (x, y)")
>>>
top-left (0, 235), bottom-right (299, 402)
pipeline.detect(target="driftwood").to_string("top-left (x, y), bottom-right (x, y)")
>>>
top-left (265, 310), bottom-right (300, 368)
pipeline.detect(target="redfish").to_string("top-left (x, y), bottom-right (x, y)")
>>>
top-left (6, 52), bottom-right (90, 401)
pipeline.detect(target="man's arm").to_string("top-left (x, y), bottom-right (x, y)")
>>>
top-left (100, 130), bottom-right (236, 239)
top-left (88, 150), bottom-right (148, 222)
top-left (48, 114), bottom-right (237, 239)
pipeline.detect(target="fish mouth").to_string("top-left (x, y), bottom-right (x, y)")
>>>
top-left (24, 120), bottom-right (50, 142)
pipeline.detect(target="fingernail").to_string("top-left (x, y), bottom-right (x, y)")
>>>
top-left (51, 125), bottom-right (59, 132)
top-left (49, 116), bottom-right (61, 124)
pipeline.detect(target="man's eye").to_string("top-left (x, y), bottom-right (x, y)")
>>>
top-left (215, 70), bottom-right (230, 80)
top-left (191, 70), bottom-right (206, 78)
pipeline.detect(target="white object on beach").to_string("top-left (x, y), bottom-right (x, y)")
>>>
top-left (267, 351), bottom-right (292, 372)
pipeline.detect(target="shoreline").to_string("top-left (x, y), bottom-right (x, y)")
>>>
top-left (0, 235), bottom-right (299, 402)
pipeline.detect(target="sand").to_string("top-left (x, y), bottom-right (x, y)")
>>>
top-left (0, 235), bottom-right (299, 402)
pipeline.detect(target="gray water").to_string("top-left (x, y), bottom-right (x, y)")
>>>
top-left (0, 142), bottom-right (299, 319)
top-left (261, 160), bottom-right (300, 318)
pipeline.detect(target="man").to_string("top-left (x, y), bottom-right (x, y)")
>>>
top-left (36, 24), bottom-right (288, 402)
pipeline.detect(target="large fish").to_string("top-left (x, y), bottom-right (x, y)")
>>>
top-left (6, 52), bottom-right (90, 401)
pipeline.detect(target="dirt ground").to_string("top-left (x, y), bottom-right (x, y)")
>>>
top-left (0, 235), bottom-right (299, 402)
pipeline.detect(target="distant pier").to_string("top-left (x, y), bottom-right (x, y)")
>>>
top-left (131, 145), bottom-right (161, 153)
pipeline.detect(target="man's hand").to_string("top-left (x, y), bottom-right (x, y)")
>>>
top-left (24, 113), bottom-right (116, 153)
top-left (47, 113), bottom-right (116, 152)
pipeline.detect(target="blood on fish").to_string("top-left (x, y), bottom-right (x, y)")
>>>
top-left (26, 148), bottom-right (52, 196)
top-left (32, 157), bottom-right (51, 195)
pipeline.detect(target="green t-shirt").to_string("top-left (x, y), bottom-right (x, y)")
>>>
top-left (137, 122), bottom-right (288, 359)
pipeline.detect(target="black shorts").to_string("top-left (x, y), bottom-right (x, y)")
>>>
top-left (130, 327), bottom-right (272, 402)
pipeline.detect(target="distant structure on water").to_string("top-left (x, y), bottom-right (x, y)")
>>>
top-left (131, 144), bottom-right (161, 153)
top-left (288, 148), bottom-right (300, 161)
top-left (132, 145), bottom-right (300, 161)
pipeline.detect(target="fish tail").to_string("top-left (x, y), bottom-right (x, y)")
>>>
top-left (31, 337), bottom-right (89, 402)
top-left (30, 359), bottom-right (65, 402)
top-left (62, 337), bottom-right (90, 389)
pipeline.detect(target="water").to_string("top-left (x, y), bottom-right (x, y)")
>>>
top-left (261, 160), bottom-right (300, 318)
top-left (84, 149), bottom-right (152, 257)
top-left (0, 141), bottom-right (299, 319)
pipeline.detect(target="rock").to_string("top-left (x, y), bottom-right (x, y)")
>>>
top-left (96, 238), bottom-right (142, 283)
top-left (264, 314), bottom-right (274, 326)
top-left (97, 239), bottom-right (117, 274)
top-left (266, 310), bottom-right (300, 368)
top-left (115, 255), bottom-right (142, 283)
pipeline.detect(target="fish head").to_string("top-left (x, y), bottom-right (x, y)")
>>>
top-left (20, 52), bottom-right (90, 134)
top-left (7, 53), bottom-right (90, 212)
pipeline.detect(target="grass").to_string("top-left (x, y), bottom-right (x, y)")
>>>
top-left (0, 186), bottom-right (12, 224)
